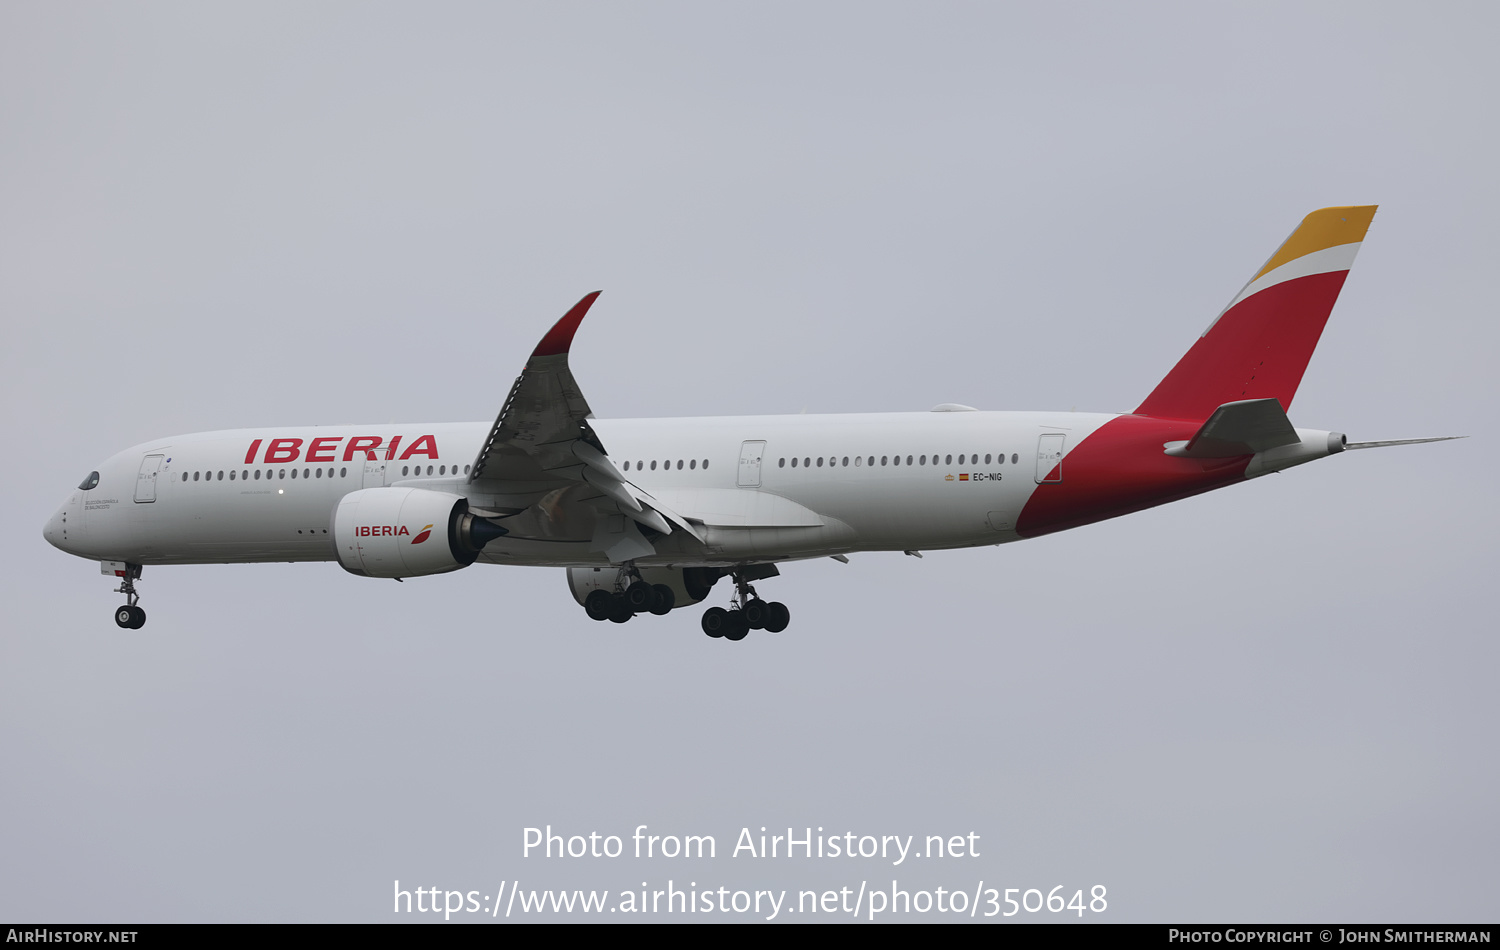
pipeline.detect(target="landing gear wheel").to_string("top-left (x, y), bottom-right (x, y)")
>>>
top-left (649, 584), bottom-right (676, 616)
top-left (111, 563), bottom-right (145, 629)
top-left (608, 595), bottom-right (634, 624)
top-left (114, 605), bottom-right (146, 629)
top-left (624, 581), bottom-right (655, 613)
top-left (701, 607), bottom-right (728, 638)
top-left (763, 601), bottom-right (790, 633)
top-left (723, 611), bottom-right (750, 641)
top-left (743, 598), bottom-right (769, 629)
top-left (584, 589), bottom-right (614, 621)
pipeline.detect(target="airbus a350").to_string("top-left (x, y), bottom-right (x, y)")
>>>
top-left (44, 206), bottom-right (1457, 640)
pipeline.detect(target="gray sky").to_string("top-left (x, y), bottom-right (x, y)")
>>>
top-left (2, 1), bottom-right (1494, 923)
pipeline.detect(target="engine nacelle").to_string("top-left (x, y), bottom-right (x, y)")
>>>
top-left (334, 487), bottom-right (506, 578)
top-left (566, 566), bottom-right (722, 609)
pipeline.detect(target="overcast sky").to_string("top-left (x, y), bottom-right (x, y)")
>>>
top-left (2, 1), bottom-right (1495, 923)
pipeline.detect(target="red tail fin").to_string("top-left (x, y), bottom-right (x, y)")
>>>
top-left (1135, 206), bottom-right (1377, 421)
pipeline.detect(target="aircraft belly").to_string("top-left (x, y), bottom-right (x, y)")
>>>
top-left (140, 540), bottom-right (337, 565)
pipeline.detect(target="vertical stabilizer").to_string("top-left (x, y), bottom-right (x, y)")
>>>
top-left (1135, 206), bottom-right (1377, 421)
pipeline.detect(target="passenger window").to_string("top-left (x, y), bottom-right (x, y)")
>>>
top-left (854, 456), bottom-right (862, 467)
top-left (702, 460), bottom-right (709, 470)
top-left (650, 461), bottom-right (657, 471)
top-left (690, 459), bottom-right (697, 470)
top-left (181, 472), bottom-right (188, 482)
top-left (816, 457), bottom-right (824, 467)
top-left (676, 460), bottom-right (683, 470)
top-left (791, 457), bottom-right (798, 467)
top-left (842, 457), bottom-right (849, 466)
top-left (1011, 453), bottom-right (1018, 464)
top-left (623, 461), bottom-right (630, 471)
top-left (778, 458), bottom-right (785, 468)
top-left (919, 456), bottom-right (926, 465)
top-left (341, 467), bottom-right (348, 477)
top-left (193, 472), bottom-right (200, 481)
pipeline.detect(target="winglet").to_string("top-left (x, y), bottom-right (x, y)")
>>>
top-left (531, 291), bottom-right (602, 359)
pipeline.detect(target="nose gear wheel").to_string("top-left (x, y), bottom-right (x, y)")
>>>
top-left (112, 564), bottom-right (146, 629)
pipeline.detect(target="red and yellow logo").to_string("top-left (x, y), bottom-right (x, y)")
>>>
top-left (355, 523), bottom-right (433, 543)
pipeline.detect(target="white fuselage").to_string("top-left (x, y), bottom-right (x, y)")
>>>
top-left (44, 410), bottom-right (1116, 570)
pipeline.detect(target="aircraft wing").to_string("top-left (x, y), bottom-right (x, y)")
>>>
top-left (467, 293), bottom-right (701, 561)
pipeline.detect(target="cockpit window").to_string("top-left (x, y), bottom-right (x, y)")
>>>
top-left (78, 471), bottom-right (100, 491)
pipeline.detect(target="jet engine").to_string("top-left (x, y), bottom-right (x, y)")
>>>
top-left (334, 487), bottom-right (507, 578)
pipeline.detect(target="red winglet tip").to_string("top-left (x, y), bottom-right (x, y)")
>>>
top-left (531, 291), bottom-right (602, 358)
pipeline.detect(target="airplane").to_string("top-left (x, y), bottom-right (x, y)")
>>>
top-left (43, 206), bottom-right (1460, 641)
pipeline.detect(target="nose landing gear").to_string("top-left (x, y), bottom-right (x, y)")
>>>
top-left (112, 563), bottom-right (146, 629)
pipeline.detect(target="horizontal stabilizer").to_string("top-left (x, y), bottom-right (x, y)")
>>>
top-left (1163, 398), bottom-right (1300, 458)
top-left (1345, 436), bottom-right (1467, 450)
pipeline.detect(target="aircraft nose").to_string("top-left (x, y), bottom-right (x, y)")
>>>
top-left (43, 503), bottom-right (75, 553)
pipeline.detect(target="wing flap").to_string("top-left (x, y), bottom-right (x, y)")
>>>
top-left (646, 488), bottom-right (826, 527)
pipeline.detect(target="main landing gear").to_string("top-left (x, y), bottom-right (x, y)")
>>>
top-left (113, 563), bottom-right (146, 629)
top-left (575, 564), bottom-right (791, 642)
top-left (701, 570), bottom-right (789, 642)
top-left (582, 573), bottom-right (677, 625)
